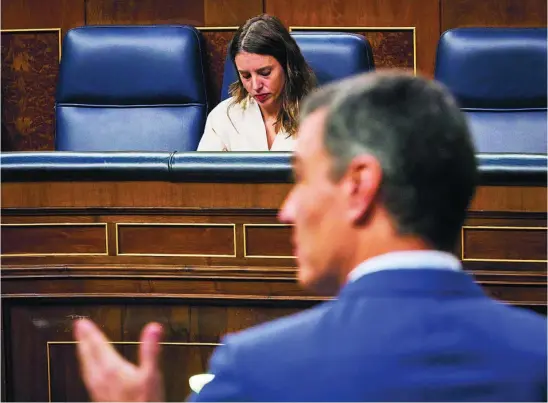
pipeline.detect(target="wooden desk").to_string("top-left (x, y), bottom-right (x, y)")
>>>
top-left (1, 152), bottom-right (546, 401)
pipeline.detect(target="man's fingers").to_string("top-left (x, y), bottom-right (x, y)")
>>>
top-left (74, 319), bottom-right (104, 384)
top-left (74, 319), bottom-right (105, 362)
top-left (74, 318), bottom-right (107, 343)
top-left (138, 322), bottom-right (164, 374)
top-left (75, 318), bottom-right (121, 356)
top-left (74, 319), bottom-right (126, 375)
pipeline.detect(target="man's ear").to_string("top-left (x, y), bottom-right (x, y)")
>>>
top-left (343, 155), bottom-right (382, 224)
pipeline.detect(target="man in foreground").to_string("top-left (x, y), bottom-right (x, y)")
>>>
top-left (74, 72), bottom-right (547, 402)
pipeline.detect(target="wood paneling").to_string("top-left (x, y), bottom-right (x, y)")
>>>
top-left (1, 181), bottom-right (546, 299)
top-left (0, 0), bottom-right (85, 33)
top-left (4, 182), bottom-right (545, 212)
top-left (204, 0), bottom-right (263, 26)
top-left (245, 225), bottom-right (294, 257)
top-left (0, 182), bottom-right (292, 209)
top-left (117, 223), bottom-right (236, 256)
top-left (1, 30), bottom-right (60, 151)
top-left (1, 309), bottom-right (7, 402)
top-left (2, 181), bottom-right (545, 277)
top-left (1, 224), bottom-right (107, 256)
top-left (363, 30), bottom-right (414, 72)
top-left (481, 283), bottom-right (547, 307)
top-left (463, 212), bottom-right (548, 272)
top-left (441, 0), bottom-right (547, 31)
top-left (2, 301), bottom-right (303, 401)
top-left (200, 29), bottom-right (237, 108)
top-left (85, 0), bottom-right (205, 26)
top-left (462, 226), bottom-right (547, 262)
top-left (2, 178), bottom-right (546, 401)
top-left (2, 265), bottom-right (544, 306)
top-left (266, 0), bottom-right (440, 77)
top-left (1, 274), bottom-right (316, 301)
top-left (0, 0), bottom-right (84, 151)
top-left (469, 185), bottom-right (547, 213)
top-left (292, 28), bottom-right (415, 73)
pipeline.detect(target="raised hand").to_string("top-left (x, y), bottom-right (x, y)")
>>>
top-left (73, 319), bottom-right (165, 402)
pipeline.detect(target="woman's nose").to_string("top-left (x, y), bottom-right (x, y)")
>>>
top-left (252, 76), bottom-right (263, 91)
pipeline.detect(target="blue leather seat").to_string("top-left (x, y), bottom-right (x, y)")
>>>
top-left (435, 28), bottom-right (547, 154)
top-left (55, 25), bottom-right (208, 151)
top-left (220, 32), bottom-right (375, 101)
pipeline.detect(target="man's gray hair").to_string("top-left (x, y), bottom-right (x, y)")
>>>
top-left (300, 71), bottom-right (478, 251)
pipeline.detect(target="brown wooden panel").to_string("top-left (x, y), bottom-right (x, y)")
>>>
top-left (1, 30), bottom-right (60, 151)
top-left (85, 0), bottom-right (205, 25)
top-left (3, 303), bottom-right (124, 402)
top-left (470, 185), bottom-right (547, 213)
top-left (1, 307), bottom-right (7, 402)
top-left (465, 211), bottom-right (547, 228)
top-left (117, 223), bottom-right (236, 256)
top-left (462, 226), bottom-right (548, 262)
top-left (204, 0), bottom-right (263, 26)
top-left (200, 29), bottom-right (237, 108)
top-left (3, 292), bottom-right (544, 402)
top-left (244, 224), bottom-right (294, 258)
top-left (0, 264), bottom-right (291, 281)
top-left (0, 249), bottom-right (295, 269)
top-left (186, 304), bottom-right (301, 345)
top-left (3, 265), bottom-right (545, 305)
top-left (481, 283), bottom-right (548, 306)
top-left (1, 224), bottom-right (107, 256)
top-left (1, 0), bottom-right (84, 152)
top-left (2, 301), bottom-right (303, 402)
top-left (0, 182), bottom-right (293, 209)
top-left (364, 30), bottom-right (414, 72)
top-left (1, 276), bottom-right (317, 301)
top-left (1, 183), bottom-right (546, 270)
top-left (292, 28), bottom-right (414, 73)
top-left (441, 0), bottom-right (547, 31)
top-left (48, 343), bottom-right (92, 402)
top-left (4, 182), bottom-right (545, 213)
top-left (462, 212), bottom-right (547, 272)
top-left (0, 213), bottom-right (294, 268)
top-left (0, 0), bottom-right (85, 33)
top-left (265, 0), bottom-right (440, 77)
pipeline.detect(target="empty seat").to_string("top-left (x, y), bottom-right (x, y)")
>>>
top-left (435, 27), bottom-right (547, 154)
top-left (55, 25), bottom-right (208, 151)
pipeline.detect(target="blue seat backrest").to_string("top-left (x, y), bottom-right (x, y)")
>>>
top-left (435, 27), bottom-right (547, 154)
top-left (220, 32), bottom-right (375, 101)
top-left (55, 25), bottom-right (208, 151)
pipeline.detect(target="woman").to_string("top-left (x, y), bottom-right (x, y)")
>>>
top-left (197, 14), bottom-right (316, 151)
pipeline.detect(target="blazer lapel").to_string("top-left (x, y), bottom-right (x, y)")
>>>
top-left (245, 99), bottom-right (269, 151)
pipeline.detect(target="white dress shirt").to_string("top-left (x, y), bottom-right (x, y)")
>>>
top-left (347, 250), bottom-right (462, 283)
top-left (197, 97), bottom-right (295, 152)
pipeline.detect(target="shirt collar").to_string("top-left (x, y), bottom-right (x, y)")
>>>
top-left (347, 250), bottom-right (462, 283)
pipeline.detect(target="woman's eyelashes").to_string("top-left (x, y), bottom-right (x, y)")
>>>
top-left (240, 70), bottom-right (271, 80)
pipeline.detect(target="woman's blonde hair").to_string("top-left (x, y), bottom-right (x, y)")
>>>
top-left (228, 14), bottom-right (316, 137)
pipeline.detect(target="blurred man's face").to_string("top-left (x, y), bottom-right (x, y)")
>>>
top-left (278, 109), bottom-right (351, 295)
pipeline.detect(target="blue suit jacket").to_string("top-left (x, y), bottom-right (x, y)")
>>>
top-left (191, 269), bottom-right (547, 402)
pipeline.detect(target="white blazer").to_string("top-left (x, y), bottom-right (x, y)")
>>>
top-left (197, 97), bottom-right (295, 151)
